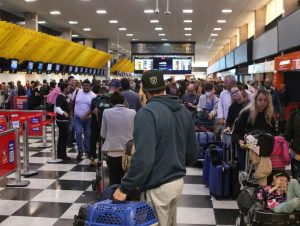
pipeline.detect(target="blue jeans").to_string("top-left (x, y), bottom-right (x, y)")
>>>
top-left (74, 116), bottom-right (91, 154)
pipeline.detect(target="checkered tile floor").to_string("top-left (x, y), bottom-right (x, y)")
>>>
top-left (0, 126), bottom-right (239, 226)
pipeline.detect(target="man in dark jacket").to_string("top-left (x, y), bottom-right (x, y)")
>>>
top-left (113, 70), bottom-right (197, 226)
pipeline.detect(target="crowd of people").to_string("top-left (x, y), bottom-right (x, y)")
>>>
top-left (1, 71), bottom-right (299, 224)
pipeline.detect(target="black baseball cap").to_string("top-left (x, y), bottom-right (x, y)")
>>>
top-left (142, 70), bottom-right (166, 92)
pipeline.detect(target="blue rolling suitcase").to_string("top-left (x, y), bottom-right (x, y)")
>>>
top-left (208, 137), bottom-right (231, 198)
top-left (195, 131), bottom-right (216, 160)
top-left (203, 143), bottom-right (224, 186)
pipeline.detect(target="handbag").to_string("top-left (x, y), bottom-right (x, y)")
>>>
top-left (122, 139), bottom-right (136, 172)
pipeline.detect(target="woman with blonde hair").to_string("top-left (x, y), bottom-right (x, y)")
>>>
top-left (233, 89), bottom-right (277, 186)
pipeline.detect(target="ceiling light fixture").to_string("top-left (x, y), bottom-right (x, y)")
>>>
top-left (38, 21), bottom-right (46, 24)
top-left (109, 20), bottom-right (118, 23)
top-left (187, 38), bottom-right (192, 41)
top-left (132, 38), bottom-right (138, 41)
top-left (217, 20), bottom-right (226, 23)
top-left (83, 28), bottom-right (91, 31)
top-left (211, 33), bottom-right (218, 36)
top-left (222, 9), bottom-right (232, 13)
top-left (126, 34), bottom-right (133, 36)
top-left (96, 10), bottom-right (107, 14)
top-left (183, 9), bottom-right (193, 13)
top-left (183, 20), bottom-right (192, 23)
top-left (184, 27), bottom-right (192, 31)
top-left (144, 9), bottom-right (154, 14)
top-left (150, 20), bottom-right (159, 23)
top-left (118, 27), bottom-right (127, 31)
top-left (24, 0), bottom-right (36, 2)
top-left (185, 34), bottom-right (192, 36)
top-left (50, 11), bottom-right (61, 15)
top-left (72, 34), bottom-right (79, 37)
top-left (161, 38), bottom-right (168, 41)
top-left (69, 21), bottom-right (78, 24)
top-left (155, 27), bottom-right (163, 30)
top-left (158, 33), bottom-right (165, 36)
top-left (213, 27), bottom-right (222, 31)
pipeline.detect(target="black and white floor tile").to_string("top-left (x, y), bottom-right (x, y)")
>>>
top-left (0, 127), bottom-right (239, 226)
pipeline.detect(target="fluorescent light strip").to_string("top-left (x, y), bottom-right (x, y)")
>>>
top-left (144, 9), bottom-right (154, 14)
top-left (69, 21), bottom-right (78, 24)
top-left (96, 10), bottom-right (107, 14)
top-left (126, 34), bottom-right (133, 36)
top-left (158, 33), bottom-right (165, 36)
top-left (213, 27), bottom-right (222, 31)
top-left (38, 21), bottom-right (46, 24)
top-left (217, 20), bottom-right (226, 23)
top-left (222, 9), bottom-right (232, 13)
top-left (83, 28), bottom-right (91, 31)
top-left (211, 33), bottom-right (218, 36)
top-left (109, 20), bottom-right (118, 23)
top-left (183, 9), bottom-right (193, 13)
top-left (50, 11), bottom-right (61, 15)
top-left (161, 39), bottom-right (168, 41)
top-left (72, 34), bottom-right (79, 37)
top-left (118, 27), bottom-right (127, 31)
top-left (132, 38), bottom-right (138, 41)
top-left (184, 27), bottom-right (192, 31)
top-left (24, 0), bottom-right (36, 2)
top-left (155, 27), bottom-right (163, 30)
top-left (185, 34), bottom-right (192, 36)
top-left (150, 20), bottom-right (159, 23)
top-left (184, 20), bottom-right (192, 23)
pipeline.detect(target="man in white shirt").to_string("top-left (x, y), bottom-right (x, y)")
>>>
top-left (217, 74), bottom-right (236, 125)
top-left (74, 79), bottom-right (96, 160)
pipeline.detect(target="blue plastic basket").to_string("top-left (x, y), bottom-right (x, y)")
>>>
top-left (86, 199), bottom-right (158, 226)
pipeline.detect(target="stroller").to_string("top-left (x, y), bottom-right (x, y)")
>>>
top-left (236, 141), bottom-right (300, 226)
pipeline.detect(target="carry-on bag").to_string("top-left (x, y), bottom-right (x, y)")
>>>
top-left (203, 142), bottom-right (224, 186)
top-left (195, 131), bottom-right (216, 160)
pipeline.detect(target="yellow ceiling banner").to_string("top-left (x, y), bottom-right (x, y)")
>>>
top-left (111, 58), bottom-right (134, 73)
top-left (0, 21), bottom-right (112, 68)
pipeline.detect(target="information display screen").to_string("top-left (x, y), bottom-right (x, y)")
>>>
top-left (134, 57), bottom-right (192, 74)
top-left (134, 59), bottom-right (153, 71)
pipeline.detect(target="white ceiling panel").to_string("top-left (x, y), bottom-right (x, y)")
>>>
top-left (0, 0), bottom-right (271, 62)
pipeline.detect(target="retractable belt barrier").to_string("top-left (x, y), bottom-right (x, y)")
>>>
top-left (1, 129), bottom-right (30, 187)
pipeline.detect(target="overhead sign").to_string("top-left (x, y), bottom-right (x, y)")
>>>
top-left (131, 42), bottom-right (195, 55)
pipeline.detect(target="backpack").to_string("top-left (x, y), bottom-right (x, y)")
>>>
top-left (96, 95), bottom-right (112, 111)
top-left (272, 136), bottom-right (290, 165)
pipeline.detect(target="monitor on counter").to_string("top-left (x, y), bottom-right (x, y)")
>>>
top-left (79, 67), bottom-right (84, 75)
top-left (10, 59), bottom-right (19, 74)
top-left (89, 68), bottom-right (93, 74)
top-left (46, 63), bottom-right (53, 74)
top-left (27, 61), bottom-right (34, 74)
top-left (61, 65), bottom-right (67, 75)
top-left (74, 66), bottom-right (79, 74)
top-left (54, 64), bottom-right (61, 74)
top-left (85, 67), bottom-right (89, 74)
top-left (0, 58), bottom-right (6, 73)
top-left (36, 62), bottom-right (44, 74)
top-left (68, 65), bottom-right (73, 75)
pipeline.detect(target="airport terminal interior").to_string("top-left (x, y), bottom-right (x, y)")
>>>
top-left (1, 0), bottom-right (300, 225)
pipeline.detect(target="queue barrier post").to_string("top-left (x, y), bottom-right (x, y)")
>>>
top-left (47, 113), bottom-right (62, 163)
top-left (21, 121), bottom-right (39, 177)
top-left (42, 112), bottom-right (47, 147)
top-left (6, 129), bottom-right (30, 187)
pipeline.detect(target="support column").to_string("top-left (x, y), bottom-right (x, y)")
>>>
top-left (223, 43), bottom-right (230, 55)
top-left (85, 39), bottom-right (93, 47)
top-left (230, 35), bottom-right (237, 51)
top-left (283, 0), bottom-right (299, 16)
top-left (255, 6), bottom-right (266, 38)
top-left (239, 23), bottom-right (248, 44)
top-left (93, 39), bottom-right (110, 78)
top-left (61, 29), bottom-right (72, 41)
top-left (24, 12), bottom-right (38, 31)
